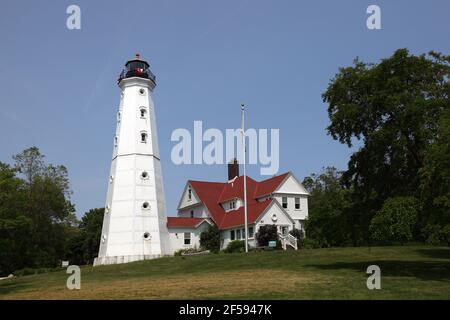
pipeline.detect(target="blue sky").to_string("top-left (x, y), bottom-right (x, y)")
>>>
top-left (1, 0), bottom-right (449, 218)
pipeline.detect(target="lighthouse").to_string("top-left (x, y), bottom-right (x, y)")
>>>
top-left (94, 54), bottom-right (171, 266)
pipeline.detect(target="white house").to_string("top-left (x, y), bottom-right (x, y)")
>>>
top-left (167, 160), bottom-right (309, 252)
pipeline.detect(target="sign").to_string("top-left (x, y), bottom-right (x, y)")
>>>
top-left (268, 241), bottom-right (277, 248)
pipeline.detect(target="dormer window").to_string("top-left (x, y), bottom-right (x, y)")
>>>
top-left (228, 200), bottom-right (237, 210)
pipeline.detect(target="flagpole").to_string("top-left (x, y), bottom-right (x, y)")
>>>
top-left (241, 104), bottom-right (249, 253)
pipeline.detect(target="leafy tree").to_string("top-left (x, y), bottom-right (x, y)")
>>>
top-left (255, 225), bottom-right (278, 246)
top-left (322, 49), bottom-right (450, 239)
top-left (199, 224), bottom-right (220, 253)
top-left (0, 147), bottom-right (77, 275)
top-left (303, 167), bottom-right (355, 247)
top-left (64, 208), bottom-right (103, 265)
top-left (369, 197), bottom-right (420, 244)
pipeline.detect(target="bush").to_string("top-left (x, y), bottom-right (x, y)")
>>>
top-left (255, 225), bottom-right (278, 246)
top-left (200, 224), bottom-right (220, 253)
top-left (224, 240), bottom-right (245, 253)
top-left (422, 224), bottom-right (450, 246)
top-left (369, 197), bottom-right (420, 245)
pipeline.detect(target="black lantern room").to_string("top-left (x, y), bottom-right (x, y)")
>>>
top-left (118, 53), bottom-right (156, 84)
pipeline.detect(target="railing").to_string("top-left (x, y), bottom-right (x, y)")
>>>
top-left (278, 232), bottom-right (298, 250)
top-left (118, 68), bottom-right (156, 83)
top-left (287, 234), bottom-right (298, 250)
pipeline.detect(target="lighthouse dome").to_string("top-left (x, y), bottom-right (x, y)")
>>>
top-left (118, 53), bottom-right (156, 84)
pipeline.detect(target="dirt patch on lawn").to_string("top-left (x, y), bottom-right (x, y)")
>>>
top-left (1, 269), bottom-right (330, 299)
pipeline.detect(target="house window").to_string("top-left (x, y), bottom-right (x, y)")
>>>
top-left (141, 132), bottom-right (148, 143)
top-left (282, 226), bottom-right (288, 236)
top-left (188, 187), bottom-right (192, 200)
top-left (282, 197), bottom-right (288, 209)
top-left (248, 227), bottom-right (254, 238)
top-left (295, 197), bottom-right (300, 210)
top-left (190, 210), bottom-right (194, 218)
top-left (236, 229), bottom-right (241, 240)
top-left (230, 230), bottom-right (235, 241)
top-left (184, 232), bottom-right (191, 245)
top-left (242, 228), bottom-right (246, 239)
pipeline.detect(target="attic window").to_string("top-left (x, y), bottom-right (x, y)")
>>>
top-left (188, 187), bottom-right (192, 201)
top-left (282, 197), bottom-right (288, 209)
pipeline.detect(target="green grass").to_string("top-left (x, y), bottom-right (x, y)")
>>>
top-left (0, 246), bottom-right (449, 299)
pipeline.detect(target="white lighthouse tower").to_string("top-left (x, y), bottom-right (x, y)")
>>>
top-left (94, 54), bottom-right (171, 266)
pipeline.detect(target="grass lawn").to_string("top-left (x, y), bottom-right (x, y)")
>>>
top-left (0, 245), bottom-right (449, 299)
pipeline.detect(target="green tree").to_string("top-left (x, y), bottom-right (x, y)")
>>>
top-left (65, 208), bottom-right (103, 265)
top-left (0, 147), bottom-right (76, 274)
top-left (323, 49), bottom-right (450, 239)
top-left (199, 224), bottom-right (220, 253)
top-left (369, 197), bottom-right (420, 244)
top-left (303, 167), bottom-right (355, 247)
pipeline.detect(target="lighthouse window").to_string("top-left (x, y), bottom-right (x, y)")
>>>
top-left (141, 171), bottom-right (149, 179)
top-left (140, 108), bottom-right (147, 118)
top-left (143, 232), bottom-right (150, 239)
top-left (139, 88), bottom-right (146, 95)
top-left (142, 202), bottom-right (150, 209)
top-left (141, 132), bottom-right (148, 143)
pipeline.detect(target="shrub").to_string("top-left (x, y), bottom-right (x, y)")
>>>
top-left (369, 197), bottom-right (420, 245)
top-left (255, 225), bottom-right (278, 246)
top-left (200, 224), bottom-right (220, 253)
top-left (224, 240), bottom-right (245, 253)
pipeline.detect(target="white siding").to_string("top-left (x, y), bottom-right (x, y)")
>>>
top-left (168, 222), bottom-right (210, 254)
top-left (178, 205), bottom-right (209, 218)
top-left (178, 183), bottom-right (200, 209)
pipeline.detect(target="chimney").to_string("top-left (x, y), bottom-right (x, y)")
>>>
top-left (228, 158), bottom-right (239, 180)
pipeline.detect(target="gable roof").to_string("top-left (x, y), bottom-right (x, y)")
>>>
top-left (254, 172), bottom-right (290, 198)
top-left (167, 217), bottom-right (210, 228)
top-left (182, 172), bottom-right (295, 230)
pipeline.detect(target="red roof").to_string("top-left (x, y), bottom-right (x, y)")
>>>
top-left (254, 172), bottom-right (289, 198)
top-left (180, 173), bottom-right (290, 229)
top-left (167, 217), bottom-right (208, 228)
